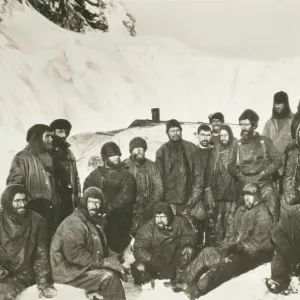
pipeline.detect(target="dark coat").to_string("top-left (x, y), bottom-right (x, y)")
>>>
top-left (228, 133), bottom-right (282, 183)
top-left (133, 215), bottom-right (197, 264)
top-left (50, 209), bottom-right (124, 283)
top-left (155, 139), bottom-right (203, 204)
top-left (198, 145), bottom-right (213, 191)
top-left (123, 157), bottom-right (163, 213)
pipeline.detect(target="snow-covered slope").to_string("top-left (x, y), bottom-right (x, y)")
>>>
top-left (1, 1), bottom-right (300, 190)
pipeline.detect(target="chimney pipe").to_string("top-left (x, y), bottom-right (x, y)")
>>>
top-left (151, 108), bottom-right (160, 122)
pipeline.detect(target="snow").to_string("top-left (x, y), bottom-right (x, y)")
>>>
top-left (1, 1), bottom-right (300, 298)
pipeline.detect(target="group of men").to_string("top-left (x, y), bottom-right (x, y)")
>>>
top-left (1, 90), bottom-right (300, 300)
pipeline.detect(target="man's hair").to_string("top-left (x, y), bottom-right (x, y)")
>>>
top-left (197, 124), bottom-right (212, 134)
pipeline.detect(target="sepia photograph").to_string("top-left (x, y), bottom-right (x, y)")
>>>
top-left (0, 0), bottom-right (300, 299)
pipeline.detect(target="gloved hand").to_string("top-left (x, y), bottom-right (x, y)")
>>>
top-left (0, 267), bottom-right (9, 279)
top-left (39, 286), bottom-right (57, 298)
top-left (205, 188), bottom-right (215, 212)
top-left (186, 196), bottom-right (198, 209)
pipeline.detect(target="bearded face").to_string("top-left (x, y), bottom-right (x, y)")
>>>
top-left (240, 119), bottom-right (254, 140)
top-left (54, 128), bottom-right (68, 141)
top-left (167, 127), bottom-right (182, 142)
top-left (155, 213), bottom-right (169, 229)
top-left (42, 131), bottom-right (53, 151)
top-left (274, 103), bottom-right (285, 115)
top-left (211, 119), bottom-right (223, 134)
top-left (106, 155), bottom-right (121, 167)
top-left (131, 147), bottom-right (146, 162)
top-left (198, 130), bottom-right (212, 147)
top-left (87, 197), bottom-right (102, 218)
top-left (12, 193), bottom-right (28, 217)
top-left (219, 129), bottom-right (230, 146)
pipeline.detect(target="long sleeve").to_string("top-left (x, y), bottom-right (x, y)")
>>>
top-left (227, 143), bottom-right (238, 177)
top-left (106, 172), bottom-right (136, 213)
top-left (155, 147), bottom-right (165, 182)
top-left (262, 121), bottom-right (270, 137)
top-left (133, 224), bottom-right (153, 263)
top-left (191, 149), bottom-right (203, 201)
top-left (6, 153), bottom-right (26, 186)
top-left (264, 137), bottom-right (283, 175)
top-left (282, 150), bottom-right (297, 205)
top-left (34, 218), bottom-right (54, 289)
top-left (83, 169), bottom-right (98, 192)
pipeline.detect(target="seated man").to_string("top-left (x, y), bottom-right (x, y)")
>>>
top-left (0, 184), bottom-right (56, 300)
top-left (50, 187), bottom-right (127, 300)
top-left (132, 202), bottom-right (197, 286)
top-left (265, 204), bottom-right (300, 294)
top-left (173, 183), bottom-right (273, 299)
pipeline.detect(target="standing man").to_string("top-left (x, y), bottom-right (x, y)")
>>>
top-left (123, 137), bottom-right (163, 235)
top-left (6, 124), bottom-right (60, 236)
top-left (262, 91), bottom-right (293, 192)
top-left (207, 124), bottom-right (237, 243)
top-left (83, 141), bottom-right (136, 254)
top-left (208, 112), bottom-right (225, 145)
top-left (228, 109), bottom-right (282, 222)
top-left (0, 184), bottom-right (57, 300)
top-left (50, 118), bottom-right (81, 220)
top-left (155, 119), bottom-right (203, 217)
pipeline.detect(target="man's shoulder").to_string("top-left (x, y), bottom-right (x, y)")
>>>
top-left (13, 147), bottom-right (33, 159)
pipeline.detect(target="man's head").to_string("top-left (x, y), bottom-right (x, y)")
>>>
top-left (153, 202), bottom-right (173, 230)
top-left (238, 109), bottom-right (259, 140)
top-left (166, 119), bottom-right (182, 142)
top-left (79, 187), bottom-right (106, 220)
top-left (101, 142), bottom-right (122, 168)
top-left (197, 124), bottom-right (212, 148)
top-left (26, 124), bottom-right (53, 152)
top-left (129, 137), bottom-right (147, 163)
top-left (1, 184), bottom-right (28, 219)
top-left (242, 183), bottom-right (261, 209)
top-left (209, 112), bottom-right (224, 134)
top-left (273, 91), bottom-right (291, 118)
top-left (50, 119), bottom-right (72, 141)
top-left (219, 124), bottom-right (234, 147)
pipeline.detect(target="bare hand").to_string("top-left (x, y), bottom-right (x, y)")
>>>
top-left (40, 287), bottom-right (57, 298)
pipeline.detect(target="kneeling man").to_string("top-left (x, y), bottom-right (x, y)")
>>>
top-left (50, 187), bottom-right (126, 300)
top-left (132, 202), bottom-right (197, 285)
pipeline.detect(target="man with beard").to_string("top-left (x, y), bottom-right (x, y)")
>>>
top-left (197, 124), bottom-right (215, 246)
top-left (50, 118), bottom-right (81, 220)
top-left (171, 183), bottom-right (273, 300)
top-left (228, 109), bottom-right (282, 221)
top-left (265, 204), bottom-right (300, 294)
top-left (132, 202), bottom-right (197, 286)
top-left (206, 124), bottom-right (237, 244)
top-left (123, 137), bottom-right (163, 235)
top-left (262, 91), bottom-right (293, 192)
top-left (50, 187), bottom-right (126, 300)
top-left (0, 184), bottom-right (57, 300)
top-left (155, 119), bottom-right (203, 216)
top-left (6, 124), bottom-right (60, 236)
top-left (208, 112), bottom-right (225, 145)
top-left (83, 142), bottom-right (136, 254)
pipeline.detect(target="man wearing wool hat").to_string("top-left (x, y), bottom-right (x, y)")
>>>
top-left (83, 141), bottom-right (136, 254)
top-left (123, 137), bottom-right (163, 235)
top-left (6, 124), bottom-right (60, 236)
top-left (262, 91), bottom-right (293, 192)
top-left (228, 109), bottom-right (282, 221)
top-left (155, 119), bottom-right (203, 217)
top-left (51, 187), bottom-right (127, 300)
top-left (50, 118), bottom-right (81, 221)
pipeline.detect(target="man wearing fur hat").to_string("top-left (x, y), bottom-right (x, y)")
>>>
top-left (6, 124), bottom-right (60, 236)
top-left (228, 109), bottom-right (282, 221)
top-left (173, 183), bottom-right (273, 300)
top-left (132, 202), bottom-right (197, 286)
top-left (155, 119), bottom-right (203, 216)
top-left (50, 118), bottom-right (81, 221)
top-left (50, 187), bottom-right (126, 300)
top-left (0, 184), bottom-right (57, 300)
top-left (83, 141), bottom-right (136, 254)
top-left (262, 91), bottom-right (293, 192)
top-left (123, 137), bottom-right (163, 235)
top-left (208, 112), bottom-right (225, 145)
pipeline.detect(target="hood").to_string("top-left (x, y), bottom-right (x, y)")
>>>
top-left (79, 187), bottom-right (106, 214)
top-left (242, 183), bottom-right (262, 204)
top-left (153, 202), bottom-right (174, 224)
top-left (272, 96), bottom-right (292, 119)
top-left (1, 184), bottom-right (28, 219)
top-left (218, 124), bottom-right (234, 146)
